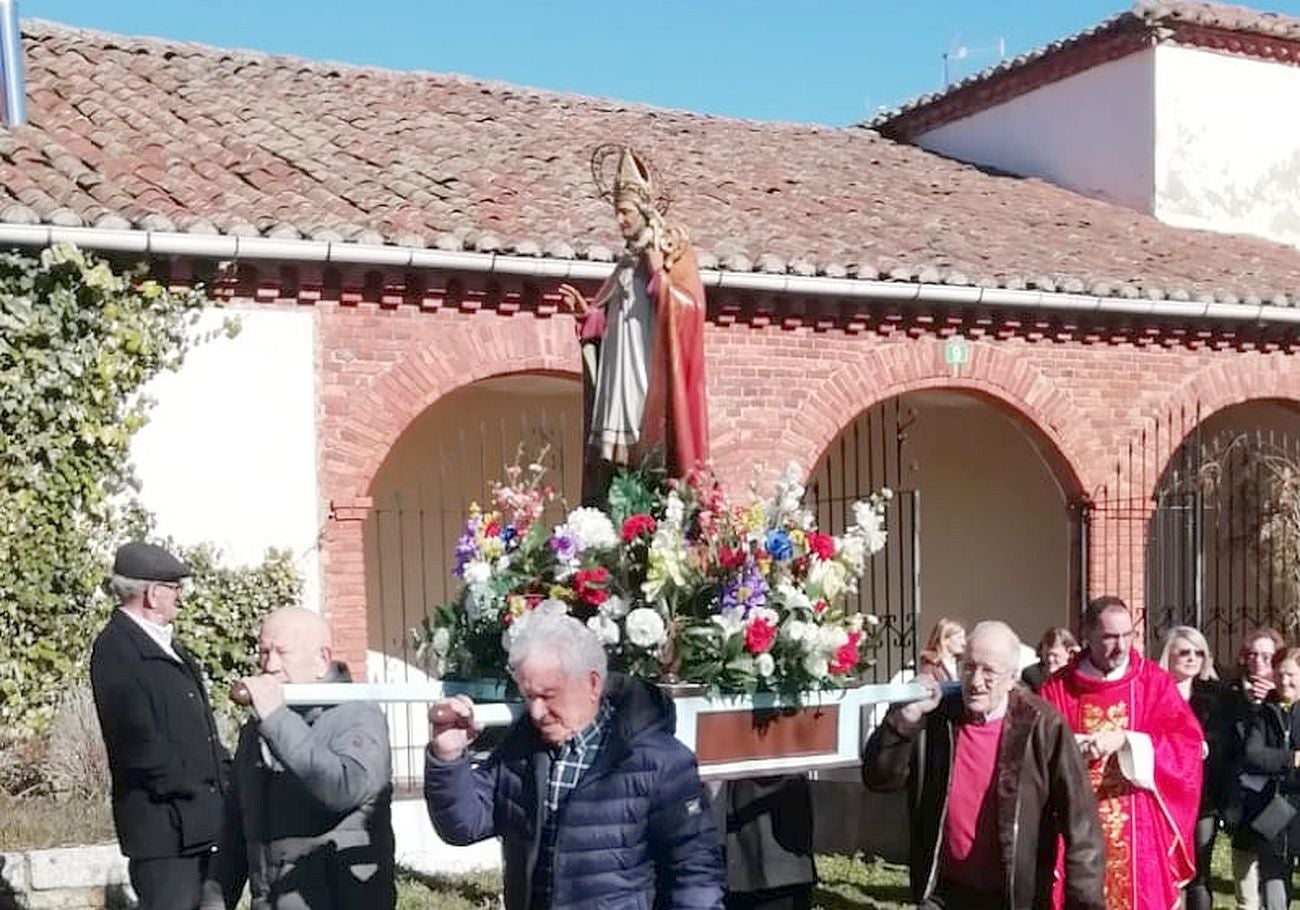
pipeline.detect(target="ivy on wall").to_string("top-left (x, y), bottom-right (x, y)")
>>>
top-left (0, 244), bottom-right (300, 734)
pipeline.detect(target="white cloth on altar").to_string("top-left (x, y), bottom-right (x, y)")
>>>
top-left (590, 257), bottom-right (653, 461)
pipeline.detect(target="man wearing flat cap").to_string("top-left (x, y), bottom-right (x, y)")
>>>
top-left (91, 541), bottom-right (230, 910)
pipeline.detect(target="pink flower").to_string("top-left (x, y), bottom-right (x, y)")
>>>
top-left (829, 631), bottom-right (862, 675)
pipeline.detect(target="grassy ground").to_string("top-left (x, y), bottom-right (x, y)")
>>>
top-left (0, 796), bottom-right (1252, 910)
top-left (402, 837), bottom-right (1251, 909)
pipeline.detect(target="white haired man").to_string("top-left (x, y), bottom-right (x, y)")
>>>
top-left (425, 612), bottom-right (724, 910)
top-left (863, 620), bottom-right (1105, 910)
top-left (91, 541), bottom-right (228, 910)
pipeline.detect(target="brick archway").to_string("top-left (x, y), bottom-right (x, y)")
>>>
top-left (1137, 354), bottom-right (1300, 504)
top-left (712, 338), bottom-right (1095, 496)
top-left (320, 315), bottom-right (580, 669)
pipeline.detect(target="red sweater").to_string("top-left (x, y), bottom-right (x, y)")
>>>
top-left (939, 716), bottom-right (1006, 893)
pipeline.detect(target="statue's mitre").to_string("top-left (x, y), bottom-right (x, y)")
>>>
top-left (590, 143), bottom-right (668, 213)
top-left (614, 147), bottom-right (653, 205)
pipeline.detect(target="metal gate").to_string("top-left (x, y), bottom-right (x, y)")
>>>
top-left (806, 397), bottom-right (922, 682)
top-left (1086, 403), bottom-right (1300, 659)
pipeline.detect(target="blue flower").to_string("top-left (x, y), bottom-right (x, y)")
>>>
top-left (764, 529), bottom-right (794, 561)
top-left (501, 524), bottom-right (518, 545)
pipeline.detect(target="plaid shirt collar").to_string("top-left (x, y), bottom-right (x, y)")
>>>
top-left (545, 698), bottom-right (614, 813)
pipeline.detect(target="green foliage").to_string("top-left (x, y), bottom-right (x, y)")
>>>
top-left (174, 543), bottom-right (302, 727)
top-left (0, 244), bottom-right (295, 735)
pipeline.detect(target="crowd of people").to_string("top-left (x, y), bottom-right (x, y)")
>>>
top-left (867, 607), bottom-right (1300, 910)
top-left (88, 539), bottom-right (1300, 910)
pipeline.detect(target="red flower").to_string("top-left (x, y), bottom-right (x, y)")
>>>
top-left (807, 533), bottom-right (835, 561)
top-left (574, 566), bottom-right (610, 607)
top-left (813, 599), bottom-right (828, 616)
top-left (621, 514), bottom-right (657, 543)
top-left (484, 520), bottom-right (501, 538)
top-left (744, 617), bottom-right (778, 655)
top-left (719, 545), bottom-right (747, 569)
top-left (829, 631), bottom-right (863, 675)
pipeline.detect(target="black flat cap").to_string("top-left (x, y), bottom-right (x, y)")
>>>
top-left (113, 541), bottom-right (191, 582)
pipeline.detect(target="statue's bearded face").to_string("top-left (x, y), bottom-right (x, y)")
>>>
top-left (615, 198), bottom-right (649, 245)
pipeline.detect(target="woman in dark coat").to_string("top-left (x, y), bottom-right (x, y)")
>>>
top-left (1238, 646), bottom-right (1300, 910)
top-left (1158, 626), bottom-right (1227, 910)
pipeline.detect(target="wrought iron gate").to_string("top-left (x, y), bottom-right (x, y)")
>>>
top-left (806, 397), bottom-right (922, 681)
top-left (1087, 403), bottom-right (1300, 659)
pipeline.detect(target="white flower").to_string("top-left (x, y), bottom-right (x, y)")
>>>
top-left (664, 491), bottom-right (685, 530)
top-left (534, 598), bottom-right (569, 618)
top-left (847, 613), bottom-right (865, 633)
top-left (850, 501), bottom-right (889, 554)
top-left (565, 507), bottom-right (620, 551)
top-left (462, 560), bottom-right (492, 586)
top-left (495, 555), bottom-right (512, 573)
top-left (775, 581), bottom-right (811, 612)
top-left (745, 606), bottom-right (779, 629)
top-left (864, 613), bottom-right (881, 627)
top-left (837, 535), bottom-right (867, 574)
top-left (816, 625), bottom-right (850, 654)
top-left (586, 614), bottom-right (620, 646)
top-left (625, 607), bottom-right (668, 649)
top-left (430, 626), bottom-right (451, 656)
top-left (755, 652), bottom-right (775, 678)
top-left (803, 653), bottom-right (829, 679)
top-left (808, 558), bottom-right (848, 602)
top-left (601, 593), bottom-right (629, 619)
top-left (712, 612), bottom-right (744, 639)
top-left (782, 619), bottom-right (813, 650)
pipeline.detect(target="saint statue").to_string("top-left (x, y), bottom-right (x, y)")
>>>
top-left (559, 145), bottom-right (709, 504)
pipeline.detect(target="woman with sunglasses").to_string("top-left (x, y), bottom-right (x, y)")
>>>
top-left (1158, 625), bottom-right (1225, 910)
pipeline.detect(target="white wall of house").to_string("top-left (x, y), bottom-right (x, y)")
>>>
top-left (1154, 44), bottom-right (1300, 249)
top-left (915, 48), bottom-right (1157, 212)
top-left (129, 307), bottom-right (322, 610)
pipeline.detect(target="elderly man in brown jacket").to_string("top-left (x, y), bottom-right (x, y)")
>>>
top-left (863, 620), bottom-right (1105, 910)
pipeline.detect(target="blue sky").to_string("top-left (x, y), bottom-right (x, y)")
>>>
top-left (22, 0), bottom-right (1300, 125)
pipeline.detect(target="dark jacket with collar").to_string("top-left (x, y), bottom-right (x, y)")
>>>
top-left (424, 673), bottom-right (724, 910)
top-left (1238, 695), bottom-right (1300, 859)
top-left (201, 663), bottom-right (395, 910)
top-left (90, 608), bottom-right (228, 859)
top-left (862, 687), bottom-right (1105, 910)
top-left (1188, 677), bottom-right (1230, 817)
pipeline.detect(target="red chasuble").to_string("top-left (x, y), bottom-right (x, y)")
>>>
top-left (1041, 651), bottom-right (1202, 910)
top-left (640, 244), bottom-right (709, 477)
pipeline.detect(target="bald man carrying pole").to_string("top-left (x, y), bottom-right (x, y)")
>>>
top-left (201, 607), bottom-right (395, 910)
top-left (863, 621), bottom-right (1105, 910)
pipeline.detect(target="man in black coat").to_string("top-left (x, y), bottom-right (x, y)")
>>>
top-left (90, 541), bottom-right (229, 910)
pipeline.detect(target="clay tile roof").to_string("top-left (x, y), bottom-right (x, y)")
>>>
top-left (3, 17), bottom-right (1300, 303)
top-left (872, 1), bottom-right (1300, 138)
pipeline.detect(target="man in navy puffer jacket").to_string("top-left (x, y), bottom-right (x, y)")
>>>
top-left (425, 612), bottom-right (724, 910)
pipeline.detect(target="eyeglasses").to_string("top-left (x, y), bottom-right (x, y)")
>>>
top-left (1174, 648), bottom-right (1205, 658)
top-left (1244, 651), bottom-right (1275, 660)
top-left (959, 663), bottom-right (1009, 685)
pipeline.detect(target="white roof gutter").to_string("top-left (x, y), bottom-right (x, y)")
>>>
top-left (0, 222), bottom-right (1290, 326)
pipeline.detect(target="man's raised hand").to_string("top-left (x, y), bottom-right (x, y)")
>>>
top-left (428, 695), bottom-right (480, 762)
top-left (556, 283), bottom-right (589, 316)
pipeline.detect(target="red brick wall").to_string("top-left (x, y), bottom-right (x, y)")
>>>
top-left (316, 300), bottom-right (1300, 670)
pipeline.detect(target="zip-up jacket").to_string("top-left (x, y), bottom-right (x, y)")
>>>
top-left (425, 673), bottom-right (724, 910)
top-left (862, 687), bottom-right (1105, 910)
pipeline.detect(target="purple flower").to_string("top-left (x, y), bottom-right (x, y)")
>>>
top-left (721, 563), bottom-right (769, 617)
top-left (452, 518), bottom-right (480, 578)
top-left (549, 527), bottom-right (580, 564)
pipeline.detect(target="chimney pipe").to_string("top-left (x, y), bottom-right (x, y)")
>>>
top-left (0, 0), bottom-right (25, 127)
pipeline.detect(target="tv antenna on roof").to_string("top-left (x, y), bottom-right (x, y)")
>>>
top-left (942, 35), bottom-right (1007, 87)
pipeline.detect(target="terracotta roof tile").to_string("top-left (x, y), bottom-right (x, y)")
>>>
top-left (2, 18), bottom-right (1299, 303)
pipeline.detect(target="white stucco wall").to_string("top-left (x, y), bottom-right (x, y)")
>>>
top-left (915, 48), bottom-right (1156, 212)
top-left (129, 307), bottom-right (321, 610)
top-left (1154, 44), bottom-right (1300, 249)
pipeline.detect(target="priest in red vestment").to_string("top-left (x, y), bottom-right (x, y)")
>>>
top-left (559, 145), bottom-right (709, 504)
top-left (1041, 597), bottom-right (1204, 910)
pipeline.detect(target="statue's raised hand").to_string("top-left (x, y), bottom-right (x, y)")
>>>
top-left (556, 283), bottom-right (589, 316)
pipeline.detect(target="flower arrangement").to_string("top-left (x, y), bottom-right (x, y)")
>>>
top-left (415, 454), bottom-right (891, 697)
